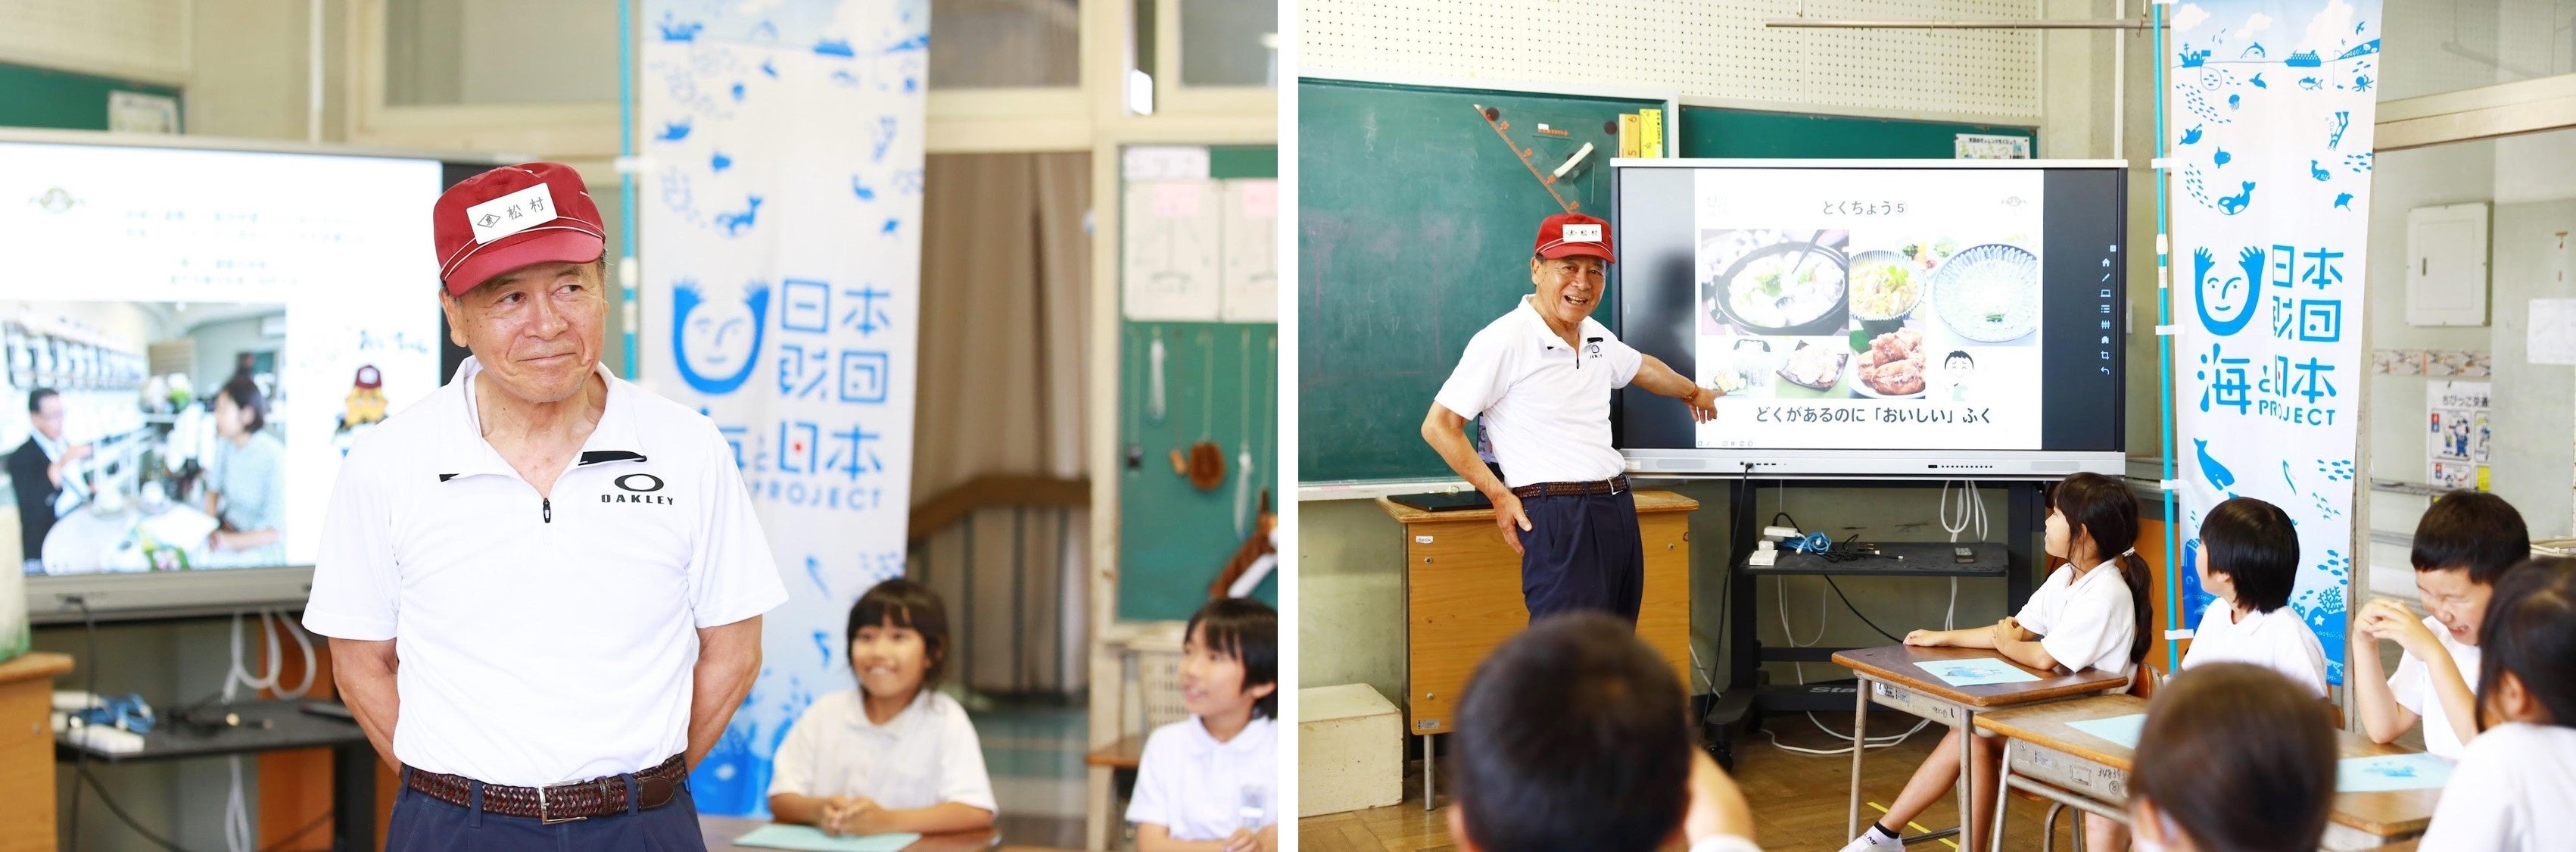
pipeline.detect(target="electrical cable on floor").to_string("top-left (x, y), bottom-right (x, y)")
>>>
top-left (70, 596), bottom-right (98, 852)
top-left (78, 769), bottom-right (190, 852)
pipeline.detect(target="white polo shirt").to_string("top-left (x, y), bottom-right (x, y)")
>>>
top-left (302, 357), bottom-right (787, 786)
top-left (1434, 295), bottom-right (1643, 488)
top-left (2389, 614), bottom-right (2483, 760)
top-left (2419, 722), bottom-right (2576, 852)
top-left (765, 688), bottom-right (997, 813)
top-left (1126, 716), bottom-right (1279, 841)
top-left (2179, 600), bottom-right (2328, 697)
top-left (2014, 561), bottom-right (2138, 676)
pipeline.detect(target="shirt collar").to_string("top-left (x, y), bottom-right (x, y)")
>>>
top-left (842, 688), bottom-right (934, 735)
top-left (29, 431), bottom-right (64, 460)
top-left (438, 356), bottom-right (645, 482)
top-left (1181, 714), bottom-right (1276, 757)
top-left (1516, 295), bottom-right (1599, 351)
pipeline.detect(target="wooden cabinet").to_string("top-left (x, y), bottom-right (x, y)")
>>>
top-left (1379, 492), bottom-right (1696, 735)
top-left (0, 652), bottom-right (73, 852)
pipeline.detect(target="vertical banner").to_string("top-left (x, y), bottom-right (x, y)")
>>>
top-left (639, 0), bottom-right (927, 816)
top-left (2170, 0), bottom-right (2378, 684)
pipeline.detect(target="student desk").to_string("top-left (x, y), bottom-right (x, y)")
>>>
top-left (1975, 694), bottom-right (2444, 851)
top-left (1378, 491), bottom-right (1696, 809)
top-left (1830, 645), bottom-right (2131, 852)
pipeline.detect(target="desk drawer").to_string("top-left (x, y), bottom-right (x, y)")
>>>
top-left (1869, 680), bottom-right (1965, 726)
top-left (2009, 741), bottom-right (2127, 801)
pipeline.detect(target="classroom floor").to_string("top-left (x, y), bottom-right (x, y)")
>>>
top-left (1300, 710), bottom-right (2108, 852)
top-left (970, 697), bottom-right (1091, 850)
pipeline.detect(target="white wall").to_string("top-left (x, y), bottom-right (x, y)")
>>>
top-left (2360, 127), bottom-right (2576, 598)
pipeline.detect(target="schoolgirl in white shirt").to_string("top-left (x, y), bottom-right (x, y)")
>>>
top-left (2179, 497), bottom-right (2328, 695)
top-left (2419, 557), bottom-right (2576, 852)
top-left (768, 579), bottom-right (996, 837)
top-left (1842, 472), bottom-right (2152, 852)
top-left (1129, 598), bottom-right (1279, 852)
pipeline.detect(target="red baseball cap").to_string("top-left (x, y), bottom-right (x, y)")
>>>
top-left (432, 162), bottom-right (606, 296)
top-left (1533, 212), bottom-right (1615, 263)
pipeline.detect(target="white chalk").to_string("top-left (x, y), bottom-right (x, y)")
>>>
top-left (1553, 142), bottom-right (1594, 178)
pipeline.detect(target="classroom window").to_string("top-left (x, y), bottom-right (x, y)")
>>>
top-left (383, 0), bottom-right (619, 106)
top-left (930, 0), bottom-right (1082, 89)
top-left (2378, 0), bottom-right (2576, 101)
top-left (1178, 0), bottom-right (1276, 88)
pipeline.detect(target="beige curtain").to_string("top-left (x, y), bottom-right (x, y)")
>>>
top-left (911, 152), bottom-right (1090, 499)
top-left (910, 152), bottom-right (1091, 694)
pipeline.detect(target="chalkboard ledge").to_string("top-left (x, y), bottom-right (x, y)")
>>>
top-left (1300, 479), bottom-right (1475, 501)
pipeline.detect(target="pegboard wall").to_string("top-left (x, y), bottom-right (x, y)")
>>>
top-left (0, 0), bottom-right (188, 84)
top-left (1300, 0), bottom-right (2045, 122)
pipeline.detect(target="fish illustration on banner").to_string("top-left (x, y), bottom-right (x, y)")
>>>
top-left (640, 0), bottom-right (927, 816)
top-left (2169, 0), bottom-right (2378, 685)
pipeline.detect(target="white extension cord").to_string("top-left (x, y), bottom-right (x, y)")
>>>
top-left (222, 610), bottom-right (319, 852)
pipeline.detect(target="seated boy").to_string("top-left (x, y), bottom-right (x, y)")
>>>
top-left (1448, 613), bottom-right (1761, 852)
top-left (2351, 490), bottom-right (2529, 758)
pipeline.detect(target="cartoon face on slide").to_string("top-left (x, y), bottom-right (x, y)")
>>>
top-left (671, 280), bottom-right (771, 395)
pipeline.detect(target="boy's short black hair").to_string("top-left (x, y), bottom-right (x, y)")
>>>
top-left (2200, 497), bottom-right (2300, 613)
top-left (1186, 598), bottom-right (1277, 719)
top-left (1452, 613), bottom-right (1690, 852)
top-left (1944, 350), bottom-right (1973, 367)
top-left (2132, 663), bottom-right (2338, 851)
top-left (2411, 490), bottom-right (2531, 584)
top-left (846, 578), bottom-right (951, 691)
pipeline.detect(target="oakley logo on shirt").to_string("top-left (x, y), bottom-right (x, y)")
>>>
top-left (606, 473), bottom-right (676, 505)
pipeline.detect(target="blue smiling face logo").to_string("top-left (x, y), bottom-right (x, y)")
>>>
top-left (671, 280), bottom-right (770, 395)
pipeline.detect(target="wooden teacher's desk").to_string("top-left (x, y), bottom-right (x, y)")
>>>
top-left (1378, 490), bottom-right (1696, 809)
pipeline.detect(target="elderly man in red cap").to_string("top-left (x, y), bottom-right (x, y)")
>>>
top-left (1422, 213), bottom-right (1720, 624)
top-left (304, 163), bottom-right (785, 850)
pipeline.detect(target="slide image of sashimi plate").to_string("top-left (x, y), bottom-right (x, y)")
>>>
top-left (1929, 243), bottom-right (2041, 342)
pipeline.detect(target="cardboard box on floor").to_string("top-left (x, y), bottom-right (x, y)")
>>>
top-left (1299, 684), bottom-right (1403, 816)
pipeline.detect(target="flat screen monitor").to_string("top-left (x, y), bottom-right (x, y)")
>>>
top-left (1614, 160), bottom-right (2127, 479)
top-left (0, 136), bottom-right (490, 620)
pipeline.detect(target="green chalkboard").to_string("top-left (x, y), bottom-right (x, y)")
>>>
top-left (1678, 107), bottom-right (2033, 159)
top-left (0, 61), bottom-right (182, 131)
top-left (1298, 79), bottom-right (1661, 483)
top-left (1117, 145), bottom-right (1279, 622)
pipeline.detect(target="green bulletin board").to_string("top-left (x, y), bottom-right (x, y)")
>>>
top-left (0, 61), bottom-right (182, 131)
top-left (1117, 145), bottom-right (1280, 621)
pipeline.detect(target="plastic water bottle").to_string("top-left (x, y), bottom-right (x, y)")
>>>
top-left (1238, 785), bottom-right (1267, 832)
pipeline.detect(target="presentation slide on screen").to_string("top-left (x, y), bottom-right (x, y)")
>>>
top-left (1692, 168), bottom-right (2045, 450)
top-left (0, 142), bottom-right (444, 573)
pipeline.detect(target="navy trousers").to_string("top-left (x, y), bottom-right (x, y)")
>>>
top-left (387, 769), bottom-right (706, 852)
top-left (1518, 489), bottom-right (1644, 623)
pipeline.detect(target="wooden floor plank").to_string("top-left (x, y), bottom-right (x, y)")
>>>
top-left (1299, 716), bottom-right (2095, 852)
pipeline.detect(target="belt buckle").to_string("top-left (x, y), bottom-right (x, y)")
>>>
top-left (537, 784), bottom-right (588, 825)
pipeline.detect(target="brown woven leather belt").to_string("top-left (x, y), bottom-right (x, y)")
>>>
top-left (404, 754), bottom-right (687, 824)
top-left (1510, 475), bottom-right (1630, 499)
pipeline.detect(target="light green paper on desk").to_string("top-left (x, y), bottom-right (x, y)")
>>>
top-left (2337, 754), bottom-right (2453, 793)
top-left (1920, 657), bottom-right (2040, 687)
top-left (731, 823), bottom-right (921, 852)
top-left (2064, 713), bottom-right (2147, 749)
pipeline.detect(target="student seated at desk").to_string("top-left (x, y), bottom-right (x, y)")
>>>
top-left (1842, 472), bottom-right (2151, 852)
top-left (1129, 598), bottom-right (1279, 852)
top-left (768, 579), bottom-right (996, 837)
top-left (1447, 613), bottom-right (1761, 852)
top-left (2128, 663), bottom-right (2339, 852)
top-left (2418, 557), bottom-right (2576, 852)
top-left (2179, 497), bottom-right (2328, 695)
top-left (2351, 491), bottom-right (2529, 760)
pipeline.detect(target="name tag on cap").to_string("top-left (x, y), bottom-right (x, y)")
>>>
top-left (466, 183), bottom-right (560, 245)
top-left (1561, 223), bottom-right (1603, 243)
